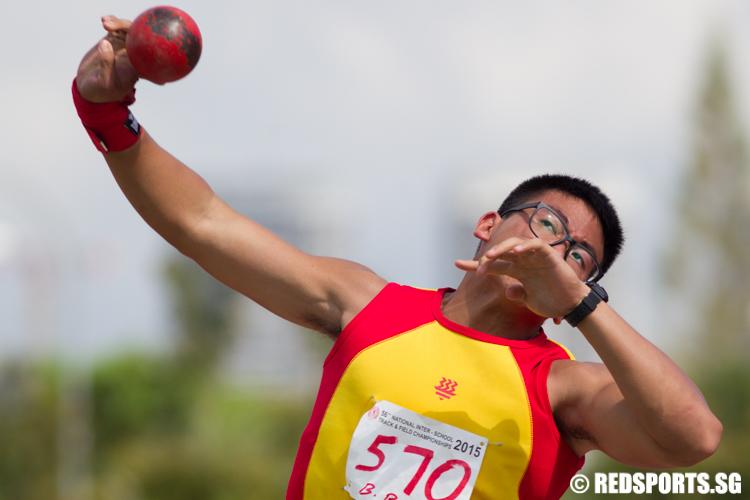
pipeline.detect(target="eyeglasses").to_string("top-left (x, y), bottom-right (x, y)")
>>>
top-left (498, 202), bottom-right (603, 283)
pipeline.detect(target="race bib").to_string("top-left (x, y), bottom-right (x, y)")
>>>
top-left (343, 400), bottom-right (488, 500)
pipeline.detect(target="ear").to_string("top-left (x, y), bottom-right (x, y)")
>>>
top-left (473, 212), bottom-right (502, 243)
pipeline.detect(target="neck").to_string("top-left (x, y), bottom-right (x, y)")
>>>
top-left (441, 274), bottom-right (545, 340)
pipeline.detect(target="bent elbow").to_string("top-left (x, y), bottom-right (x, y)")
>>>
top-left (668, 416), bottom-right (723, 467)
top-left (693, 416), bottom-right (723, 462)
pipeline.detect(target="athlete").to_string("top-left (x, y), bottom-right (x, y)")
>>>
top-left (74, 16), bottom-right (722, 500)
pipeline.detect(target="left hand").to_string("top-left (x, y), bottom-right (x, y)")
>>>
top-left (456, 237), bottom-right (590, 319)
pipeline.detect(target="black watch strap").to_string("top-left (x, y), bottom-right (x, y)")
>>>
top-left (564, 283), bottom-right (609, 328)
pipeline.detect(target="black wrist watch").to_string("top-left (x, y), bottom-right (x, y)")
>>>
top-left (564, 282), bottom-right (609, 328)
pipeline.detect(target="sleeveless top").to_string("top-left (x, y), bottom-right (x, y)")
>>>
top-left (287, 284), bottom-right (584, 499)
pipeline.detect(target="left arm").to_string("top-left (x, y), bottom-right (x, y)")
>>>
top-left (548, 303), bottom-right (722, 468)
top-left (457, 237), bottom-right (722, 467)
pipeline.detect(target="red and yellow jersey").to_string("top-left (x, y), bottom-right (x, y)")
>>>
top-left (287, 284), bottom-right (584, 500)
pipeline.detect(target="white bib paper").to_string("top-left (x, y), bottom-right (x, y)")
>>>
top-left (344, 400), bottom-right (488, 500)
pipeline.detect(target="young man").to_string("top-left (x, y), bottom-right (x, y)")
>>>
top-left (74, 16), bottom-right (721, 500)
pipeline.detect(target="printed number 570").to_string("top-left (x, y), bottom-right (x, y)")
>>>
top-left (355, 434), bottom-right (472, 500)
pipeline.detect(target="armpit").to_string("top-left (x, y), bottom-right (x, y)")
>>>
top-left (300, 312), bottom-right (341, 339)
top-left (555, 414), bottom-right (598, 445)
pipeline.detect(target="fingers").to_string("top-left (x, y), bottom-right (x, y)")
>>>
top-left (97, 39), bottom-right (115, 89)
top-left (476, 237), bottom-right (533, 276)
top-left (455, 260), bottom-right (478, 272)
top-left (482, 237), bottom-right (525, 260)
top-left (455, 259), bottom-right (512, 277)
top-left (102, 15), bottom-right (132, 33)
top-left (484, 237), bottom-right (547, 260)
top-left (459, 237), bottom-right (559, 278)
top-left (76, 16), bottom-right (138, 103)
top-left (478, 260), bottom-right (513, 277)
top-left (458, 237), bottom-right (524, 277)
top-left (505, 284), bottom-right (526, 302)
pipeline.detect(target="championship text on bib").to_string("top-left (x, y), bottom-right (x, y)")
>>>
top-left (344, 400), bottom-right (488, 500)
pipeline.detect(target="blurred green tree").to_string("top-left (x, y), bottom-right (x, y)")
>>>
top-left (87, 255), bottom-right (314, 499)
top-left (665, 41), bottom-right (750, 365)
top-left (664, 38), bottom-right (750, 477)
top-left (0, 253), bottom-right (315, 500)
top-left (563, 40), bottom-right (750, 500)
top-left (163, 255), bottom-right (240, 372)
top-left (0, 363), bottom-right (59, 500)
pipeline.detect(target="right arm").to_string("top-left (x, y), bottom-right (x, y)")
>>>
top-left (77, 16), bottom-right (387, 336)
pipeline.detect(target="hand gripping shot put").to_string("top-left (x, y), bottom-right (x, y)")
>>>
top-left (73, 10), bottom-right (722, 500)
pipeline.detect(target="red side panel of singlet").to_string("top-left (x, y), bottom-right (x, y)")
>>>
top-left (286, 283), bottom-right (434, 500)
top-left (514, 350), bottom-right (585, 499)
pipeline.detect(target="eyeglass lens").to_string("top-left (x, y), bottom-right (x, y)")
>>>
top-left (529, 208), bottom-right (566, 242)
top-left (530, 208), bottom-right (599, 282)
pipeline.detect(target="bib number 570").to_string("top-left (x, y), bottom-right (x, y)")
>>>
top-left (355, 434), bottom-right (472, 500)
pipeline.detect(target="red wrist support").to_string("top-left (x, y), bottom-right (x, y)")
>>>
top-left (72, 79), bottom-right (142, 154)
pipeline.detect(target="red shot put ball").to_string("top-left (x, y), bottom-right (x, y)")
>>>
top-left (126, 6), bottom-right (202, 84)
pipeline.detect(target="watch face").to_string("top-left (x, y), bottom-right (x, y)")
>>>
top-left (588, 282), bottom-right (609, 303)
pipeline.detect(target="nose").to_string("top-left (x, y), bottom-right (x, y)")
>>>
top-left (549, 239), bottom-right (572, 259)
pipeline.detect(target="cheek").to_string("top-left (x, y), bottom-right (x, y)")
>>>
top-left (501, 218), bottom-right (534, 240)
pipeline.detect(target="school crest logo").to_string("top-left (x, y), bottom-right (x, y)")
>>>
top-left (434, 377), bottom-right (458, 400)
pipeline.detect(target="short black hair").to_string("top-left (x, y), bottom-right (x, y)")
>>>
top-left (496, 174), bottom-right (624, 276)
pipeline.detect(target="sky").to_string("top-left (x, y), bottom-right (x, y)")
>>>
top-left (1, 0), bottom-right (750, 363)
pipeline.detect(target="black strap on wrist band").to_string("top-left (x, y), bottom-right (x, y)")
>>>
top-left (564, 283), bottom-right (609, 328)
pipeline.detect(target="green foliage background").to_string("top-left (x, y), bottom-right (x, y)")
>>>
top-left (563, 42), bottom-right (750, 500)
top-left (0, 257), bottom-right (319, 500)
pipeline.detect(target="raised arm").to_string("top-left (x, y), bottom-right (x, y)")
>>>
top-left (458, 236), bottom-right (722, 467)
top-left (75, 16), bottom-right (386, 336)
top-left (548, 305), bottom-right (722, 468)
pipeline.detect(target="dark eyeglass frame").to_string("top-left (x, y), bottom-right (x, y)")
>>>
top-left (498, 201), bottom-right (603, 283)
